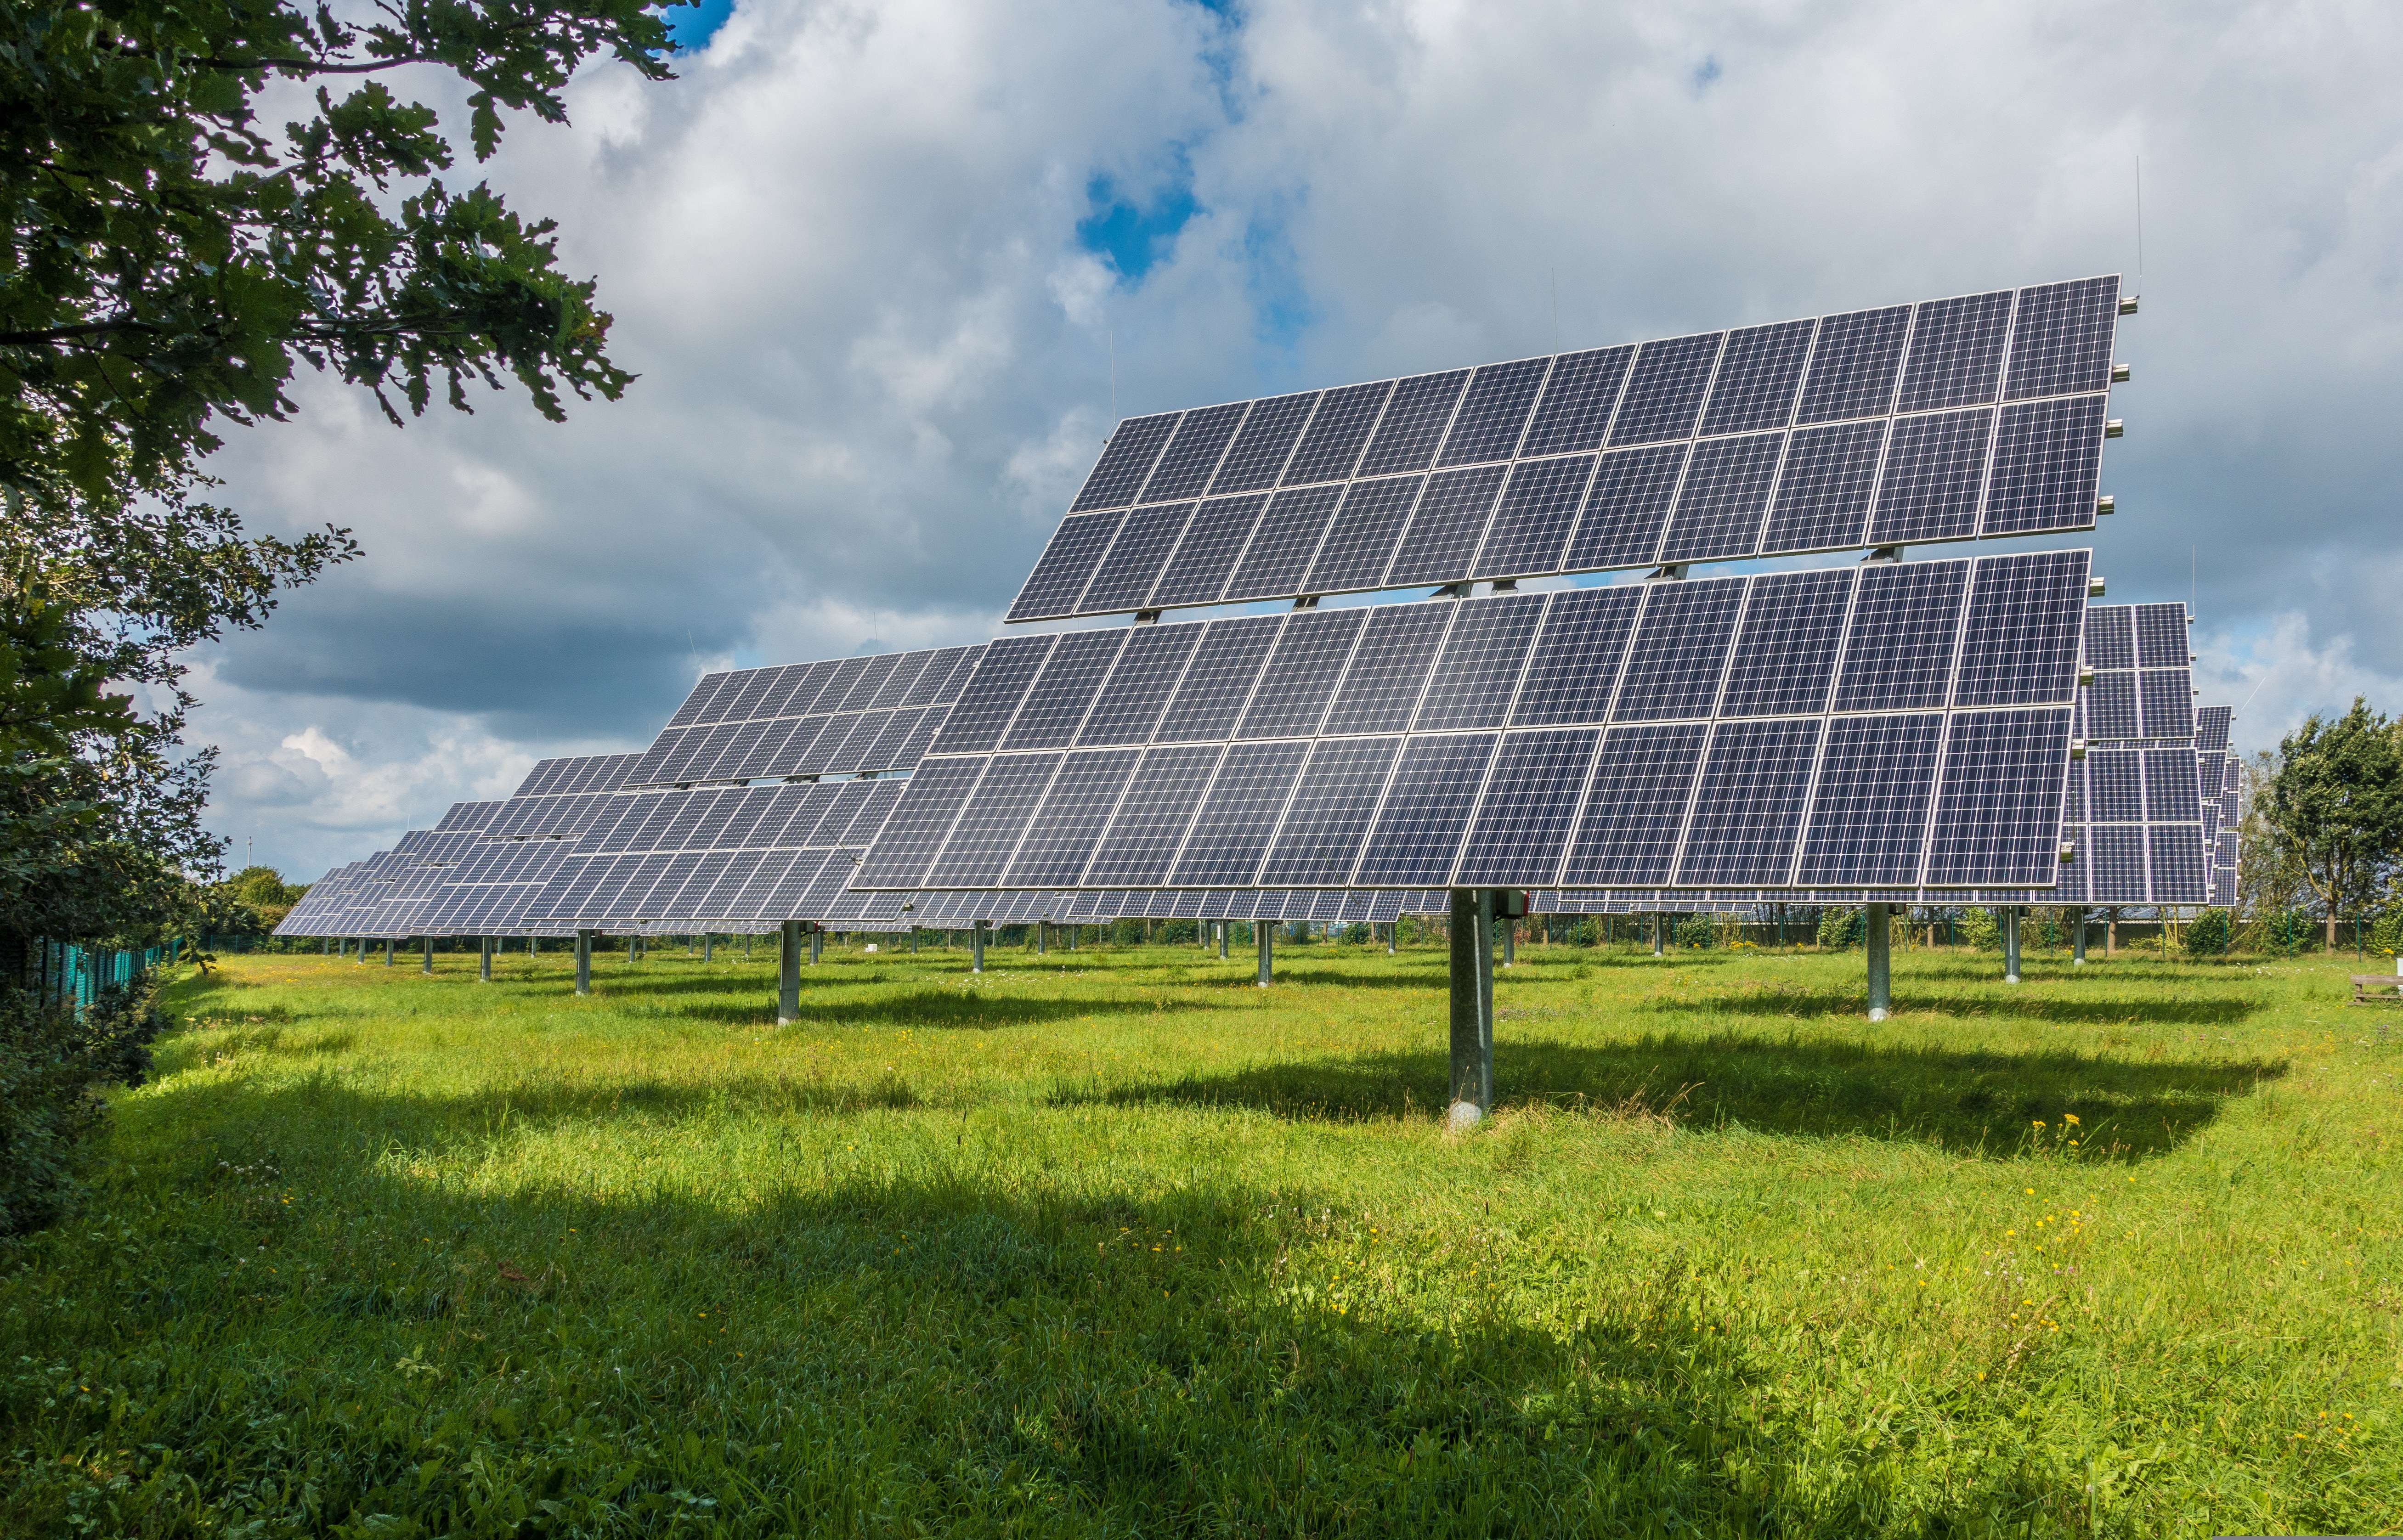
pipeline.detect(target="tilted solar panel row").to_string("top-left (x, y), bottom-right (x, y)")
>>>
top-left (1012, 277), bottom-right (2123, 621)
top-left (861, 548), bottom-right (2092, 895)
top-left (628, 645), bottom-right (984, 788)
top-left (2076, 602), bottom-right (2195, 743)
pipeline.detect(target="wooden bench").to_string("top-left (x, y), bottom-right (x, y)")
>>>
top-left (2351, 974), bottom-right (2403, 1005)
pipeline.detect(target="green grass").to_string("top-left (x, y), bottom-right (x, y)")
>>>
top-left (4, 935), bottom-right (2399, 1536)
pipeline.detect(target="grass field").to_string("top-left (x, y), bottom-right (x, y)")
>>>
top-left (3, 934), bottom-right (2398, 1536)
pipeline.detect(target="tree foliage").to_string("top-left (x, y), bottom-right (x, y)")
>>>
top-left (2260, 699), bottom-right (2403, 950)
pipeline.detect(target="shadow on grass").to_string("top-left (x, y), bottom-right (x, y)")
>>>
top-left (54, 1071), bottom-right (2124, 1537)
top-left (1684, 983), bottom-right (2263, 1027)
top-left (1057, 1032), bottom-right (2285, 1159)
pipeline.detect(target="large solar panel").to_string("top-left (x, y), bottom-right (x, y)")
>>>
top-left (2051, 604), bottom-right (2206, 906)
top-left (859, 547), bottom-right (2092, 896)
top-left (1010, 276), bottom-right (2123, 622)
top-left (624, 646), bottom-right (983, 789)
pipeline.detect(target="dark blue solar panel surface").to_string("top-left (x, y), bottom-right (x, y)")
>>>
top-left (1070, 414), bottom-right (1178, 512)
top-left (1385, 464), bottom-right (1509, 587)
top-left (1674, 719), bottom-right (1823, 884)
top-left (1472, 453), bottom-right (1595, 578)
top-left (1006, 277), bottom-right (2121, 621)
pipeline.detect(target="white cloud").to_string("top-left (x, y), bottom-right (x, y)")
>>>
top-left (186, 0), bottom-right (2403, 878)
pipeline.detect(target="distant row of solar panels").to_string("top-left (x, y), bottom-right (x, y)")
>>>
top-left (1012, 276), bottom-right (2124, 622)
top-left (625, 645), bottom-right (983, 788)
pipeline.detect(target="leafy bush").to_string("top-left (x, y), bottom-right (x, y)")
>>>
top-left (0, 970), bottom-right (170, 1236)
top-left (1958, 908), bottom-right (2001, 952)
top-left (1816, 908), bottom-right (1864, 949)
top-left (2182, 908), bottom-right (2233, 958)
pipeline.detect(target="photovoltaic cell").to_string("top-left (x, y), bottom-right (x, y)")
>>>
top-left (2138, 670), bottom-right (2195, 740)
top-left (1303, 476), bottom-right (1424, 593)
top-left (1078, 502), bottom-right (1193, 613)
top-left (1210, 392), bottom-right (1317, 493)
top-left (1149, 495), bottom-right (1266, 607)
top-left (1866, 408), bottom-right (1991, 544)
top-left (1438, 358), bottom-right (1550, 466)
top-left (2006, 277), bottom-right (2121, 399)
top-left (835, 653), bottom-right (903, 712)
top-left (1519, 345), bottom-right (1635, 457)
top-left (1923, 708), bottom-right (2074, 885)
top-left (1414, 592), bottom-right (1545, 731)
top-left (1610, 333), bottom-right (1724, 446)
top-left (1471, 454), bottom-right (1595, 578)
top-left (1352, 735), bottom-right (1499, 885)
top-left (1793, 714), bottom-right (1945, 884)
top-left (1357, 370), bottom-right (1470, 477)
top-left (1511, 587), bottom-right (1642, 727)
top-left (1169, 741), bottom-right (1308, 885)
top-left (1076, 624), bottom-right (1205, 747)
top-left (927, 636), bottom-right (1054, 755)
top-left (1386, 464), bottom-right (1509, 587)
top-left (1555, 724), bottom-right (1711, 885)
top-left (1981, 396), bottom-right (2104, 536)
top-left (1954, 551), bottom-right (2089, 707)
top-left (1084, 745), bottom-right (1221, 885)
top-left (2142, 748), bottom-right (2201, 822)
top-left (1611, 581), bottom-right (1746, 722)
top-left (1832, 562), bottom-right (1967, 712)
top-left (1283, 381), bottom-right (1391, 485)
top-left (1657, 432), bottom-right (1784, 562)
top-left (1796, 305), bottom-right (1909, 424)
top-left (1718, 568), bottom-right (1852, 717)
top-left (1142, 401), bottom-right (1248, 502)
top-left (1452, 728), bottom-right (1599, 886)
top-left (1674, 718), bottom-right (1823, 884)
top-left (1001, 629), bottom-right (1125, 750)
top-left (926, 754), bottom-right (1061, 886)
top-left (1004, 750), bottom-right (1140, 886)
top-left (1153, 615), bottom-right (1283, 742)
top-left (2135, 604), bottom-right (2188, 668)
top-left (1560, 444), bottom-right (1687, 570)
top-left (1257, 737), bottom-right (1403, 885)
top-left (2082, 673), bottom-right (2139, 741)
top-left (1698, 319), bottom-right (1814, 437)
top-left (1757, 420), bottom-right (1885, 554)
top-left (1072, 413), bottom-right (1178, 511)
top-left (1897, 290), bottom-right (2013, 412)
top-left (1222, 485), bottom-right (1341, 603)
top-left (1008, 512), bottom-right (1123, 621)
top-left (1235, 609), bottom-right (1366, 739)
top-left (1321, 605), bottom-right (1453, 735)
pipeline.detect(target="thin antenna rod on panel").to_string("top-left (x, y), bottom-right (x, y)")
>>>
top-left (2135, 156), bottom-right (2145, 299)
top-left (1551, 267), bottom-right (1559, 352)
top-left (1108, 327), bottom-right (1116, 424)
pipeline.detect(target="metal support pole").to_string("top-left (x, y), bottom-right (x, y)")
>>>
top-left (809, 926), bottom-right (822, 965)
top-left (1257, 923), bottom-right (1272, 986)
top-left (422, 936), bottom-right (434, 974)
top-left (2004, 906), bottom-right (2022, 984)
top-left (2072, 907), bottom-right (2086, 965)
top-left (971, 920), bottom-right (986, 974)
top-left (1036, 922), bottom-right (1047, 955)
top-left (1387, 921), bottom-right (1396, 955)
top-left (1218, 920), bottom-right (1228, 960)
top-left (384, 938), bottom-right (394, 966)
top-left (1502, 917), bottom-right (1515, 968)
top-left (1448, 890), bottom-right (1494, 1124)
top-left (479, 936), bottom-right (492, 982)
top-left (1866, 902), bottom-right (1891, 1020)
top-left (777, 919), bottom-right (802, 1023)
top-left (574, 930), bottom-right (593, 995)
top-left (910, 928), bottom-right (918, 955)
top-left (1652, 913), bottom-right (1664, 956)
top-left (703, 932), bottom-right (714, 962)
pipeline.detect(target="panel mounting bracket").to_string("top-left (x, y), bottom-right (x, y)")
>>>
top-left (1291, 594), bottom-right (1320, 610)
top-left (1489, 578), bottom-right (1519, 592)
top-left (1430, 583), bottom-right (1470, 599)
top-left (1644, 564), bottom-right (1688, 582)
top-left (1133, 609), bottom-right (1162, 626)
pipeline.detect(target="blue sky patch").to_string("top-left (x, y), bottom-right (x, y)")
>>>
top-left (665, 0), bottom-right (735, 52)
top-left (1078, 174), bottom-right (1201, 284)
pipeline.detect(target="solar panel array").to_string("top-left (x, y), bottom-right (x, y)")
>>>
top-left (862, 548), bottom-right (2092, 896)
top-left (2195, 704), bottom-right (2241, 906)
top-left (1011, 277), bottom-right (2122, 622)
top-left (2046, 605), bottom-right (2205, 906)
top-left (625, 646), bottom-right (983, 788)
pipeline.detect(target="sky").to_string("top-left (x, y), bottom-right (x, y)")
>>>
top-left (189, 0), bottom-right (2403, 880)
